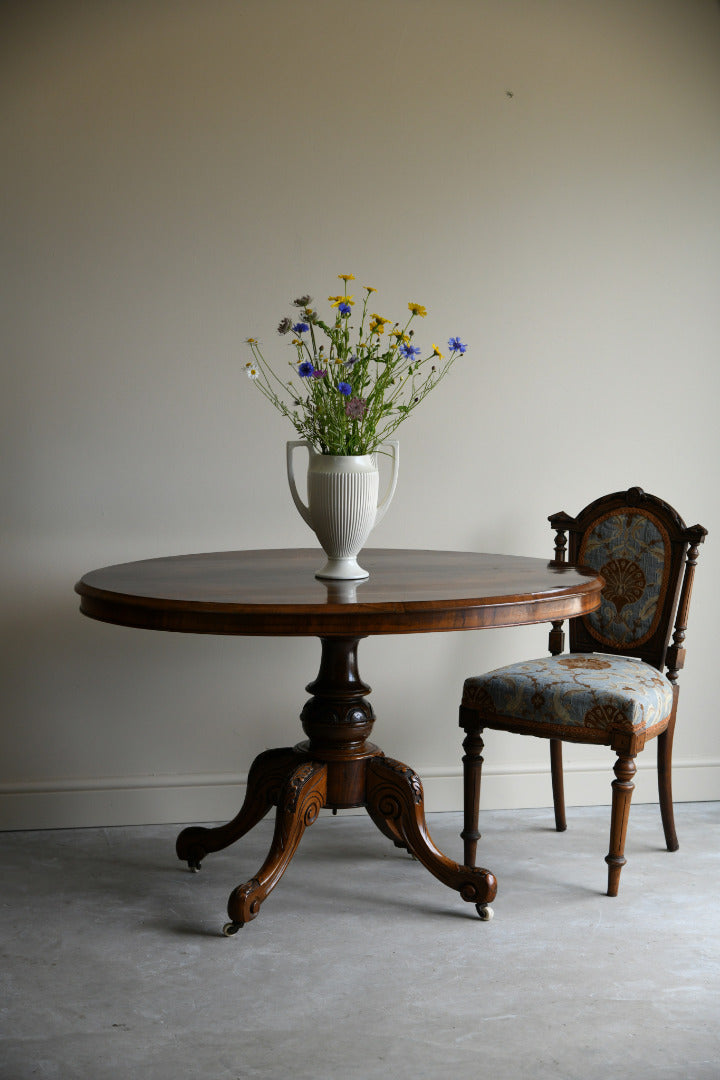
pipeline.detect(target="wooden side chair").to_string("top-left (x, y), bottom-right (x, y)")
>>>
top-left (459, 487), bottom-right (707, 896)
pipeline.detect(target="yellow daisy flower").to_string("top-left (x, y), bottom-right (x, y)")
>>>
top-left (408, 302), bottom-right (427, 317)
top-left (432, 344), bottom-right (444, 359)
top-left (338, 273), bottom-right (355, 282)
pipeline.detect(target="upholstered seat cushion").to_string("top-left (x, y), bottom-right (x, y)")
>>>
top-left (462, 653), bottom-right (674, 734)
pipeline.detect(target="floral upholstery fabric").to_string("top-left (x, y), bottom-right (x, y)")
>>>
top-left (462, 653), bottom-right (674, 734)
top-left (578, 508), bottom-right (670, 648)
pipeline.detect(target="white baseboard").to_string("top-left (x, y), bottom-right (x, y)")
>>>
top-left (1, 758), bottom-right (718, 831)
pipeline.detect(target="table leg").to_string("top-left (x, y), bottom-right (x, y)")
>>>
top-left (223, 760), bottom-right (327, 933)
top-left (366, 756), bottom-right (497, 917)
top-left (176, 746), bottom-right (300, 870)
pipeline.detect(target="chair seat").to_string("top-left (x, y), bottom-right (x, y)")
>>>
top-left (462, 653), bottom-right (674, 734)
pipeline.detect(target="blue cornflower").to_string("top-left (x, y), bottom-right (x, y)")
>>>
top-left (337, 381), bottom-right (352, 396)
top-left (298, 361), bottom-right (314, 377)
top-left (448, 337), bottom-right (467, 354)
top-left (399, 343), bottom-right (421, 361)
top-left (292, 322), bottom-right (310, 334)
top-left (337, 302), bottom-right (352, 317)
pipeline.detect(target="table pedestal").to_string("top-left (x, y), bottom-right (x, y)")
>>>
top-left (175, 637), bottom-right (497, 931)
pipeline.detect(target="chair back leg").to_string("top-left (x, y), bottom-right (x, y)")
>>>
top-left (657, 716), bottom-right (679, 852)
top-left (550, 739), bottom-right (567, 832)
top-left (605, 753), bottom-right (637, 896)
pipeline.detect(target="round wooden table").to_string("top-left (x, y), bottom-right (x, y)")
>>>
top-left (75, 548), bottom-right (603, 931)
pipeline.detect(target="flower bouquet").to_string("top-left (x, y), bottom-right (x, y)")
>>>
top-left (244, 274), bottom-right (468, 455)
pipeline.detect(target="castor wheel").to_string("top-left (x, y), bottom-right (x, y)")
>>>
top-left (476, 903), bottom-right (494, 922)
top-left (222, 921), bottom-right (243, 937)
top-left (187, 860), bottom-right (201, 873)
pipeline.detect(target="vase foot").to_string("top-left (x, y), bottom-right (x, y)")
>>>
top-left (315, 556), bottom-right (369, 580)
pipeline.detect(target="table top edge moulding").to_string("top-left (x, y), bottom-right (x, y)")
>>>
top-left (75, 547), bottom-right (603, 637)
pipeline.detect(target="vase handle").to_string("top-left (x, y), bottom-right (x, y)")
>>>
top-left (374, 440), bottom-right (399, 527)
top-left (286, 441), bottom-right (313, 527)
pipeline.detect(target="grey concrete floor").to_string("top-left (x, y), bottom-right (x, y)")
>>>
top-left (1, 802), bottom-right (719, 1080)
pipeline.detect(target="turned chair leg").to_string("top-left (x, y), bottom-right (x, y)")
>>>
top-left (657, 721), bottom-right (679, 852)
top-left (605, 754), bottom-right (637, 896)
top-left (461, 726), bottom-right (485, 867)
top-left (550, 739), bottom-right (567, 832)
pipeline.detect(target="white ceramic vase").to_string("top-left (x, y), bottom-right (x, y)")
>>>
top-left (286, 441), bottom-right (399, 580)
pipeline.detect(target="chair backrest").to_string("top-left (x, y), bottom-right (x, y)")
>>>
top-left (549, 487), bottom-right (706, 681)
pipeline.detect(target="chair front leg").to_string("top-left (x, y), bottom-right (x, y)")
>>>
top-left (605, 753), bottom-right (637, 896)
top-left (460, 711), bottom-right (485, 867)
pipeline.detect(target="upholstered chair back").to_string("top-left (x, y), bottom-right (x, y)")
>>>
top-left (549, 487), bottom-right (706, 677)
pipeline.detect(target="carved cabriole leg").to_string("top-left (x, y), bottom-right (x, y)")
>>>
top-left (605, 754), bottom-right (637, 897)
top-left (550, 739), bottom-right (567, 833)
top-left (460, 721), bottom-right (485, 867)
top-left (226, 760), bottom-right (327, 927)
top-left (176, 746), bottom-right (302, 869)
top-left (366, 756), bottom-right (497, 909)
top-left (658, 703), bottom-right (680, 852)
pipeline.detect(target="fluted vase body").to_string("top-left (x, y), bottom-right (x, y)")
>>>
top-left (286, 441), bottom-right (399, 580)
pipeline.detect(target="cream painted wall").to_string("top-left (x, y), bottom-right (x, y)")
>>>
top-left (2, 0), bottom-right (719, 829)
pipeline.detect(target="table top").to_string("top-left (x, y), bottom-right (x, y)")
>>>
top-left (75, 548), bottom-right (603, 637)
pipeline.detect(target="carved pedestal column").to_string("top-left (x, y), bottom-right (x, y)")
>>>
top-left (296, 636), bottom-right (381, 808)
